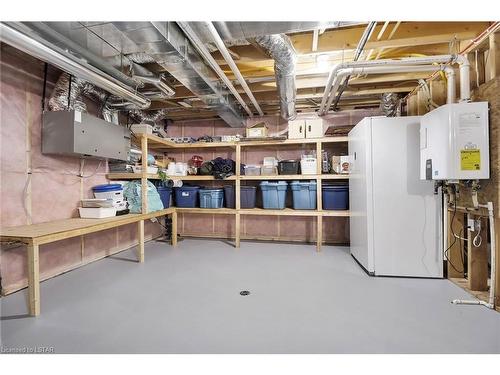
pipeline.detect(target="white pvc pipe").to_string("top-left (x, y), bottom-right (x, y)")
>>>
top-left (483, 202), bottom-right (496, 307)
top-left (319, 54), bottom-right (473, 114)
top-left (205, 22), bottom-right (264, 116)
top-left (322, 65), bottom-right (455, 113)
top-left (319, 55), bottom-right (456, 113)
top-left (451, 201), bottom-right (496, 309)
top-left (456, 54), bottom-right (471, 102)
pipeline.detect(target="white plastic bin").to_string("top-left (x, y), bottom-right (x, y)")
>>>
top-left (78, 207), bottom-right (117, 218)
top-left (300, 156), bottom-right (317, 175)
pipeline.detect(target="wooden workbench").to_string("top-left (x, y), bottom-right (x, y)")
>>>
top-left (0, 208), bottom-right (176, 316)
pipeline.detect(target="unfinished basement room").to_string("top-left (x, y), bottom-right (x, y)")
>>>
top-left (1, 1), bottom-right (500, 372)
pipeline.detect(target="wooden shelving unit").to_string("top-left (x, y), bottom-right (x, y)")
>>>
top-left (128, 134), bottom-right (350, 251)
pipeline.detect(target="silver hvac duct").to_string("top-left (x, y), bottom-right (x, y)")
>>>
top-left (129, 109), bottom-right (169, 125)
top-left (254, 34), bottom-right (297, 120)
top-left (113, 22), bottom-right (246, 128)
top-left (0, 22), bottom-right (151, 109)
top-left (132, 74), bottom-right (176, 98)
top-left (48, 72), bottom-right (120, 124)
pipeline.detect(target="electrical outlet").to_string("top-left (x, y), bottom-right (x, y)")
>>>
top-left (474, 219), bottom-right (481, 232)
top-left (467, 218), bottom-right (475, 231)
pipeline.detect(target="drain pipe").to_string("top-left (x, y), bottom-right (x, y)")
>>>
top-left (319, 55), bottom-right (459, 115)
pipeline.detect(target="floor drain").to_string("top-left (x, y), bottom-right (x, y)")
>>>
top-left (240, 290), bottom-right (250, 296)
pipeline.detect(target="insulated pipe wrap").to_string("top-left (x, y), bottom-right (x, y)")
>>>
top-left (380, 93), bottom-right (401, 117)
top-left (49, 72), bottom-right (120, 124)
top-left (48, 72), bottom-right (88, 112)
top-left (254, 34), bottom-right (297, 120)
top-left (129, 109), bottom-right (169, 125)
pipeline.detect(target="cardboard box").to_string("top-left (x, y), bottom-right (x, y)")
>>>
top-left (246, 122), bottom-right (268, 137)
top-left (331, 155), bottom-right (351, 174)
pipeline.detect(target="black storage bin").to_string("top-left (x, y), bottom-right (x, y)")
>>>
top-left (278, 160), bottom-right (300, 175)
top-left (224, 185), bottom-right (257, 208)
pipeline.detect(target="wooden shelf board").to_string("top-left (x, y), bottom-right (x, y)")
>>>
top-left (138, 135), bottom-right (348, 150)
top-left (240, 174), bottom-right (350, 180)
top-left (0, 208), bottom-right (174, 243)
top-left (238, 137), bottom-right (348, 147)
top-left (239, 208), bottom-right (319, 216)
top-left (107, 173), bottom-right (159, 180)
top-left (240, 174), bottom-right (318, 180)
top-left (322, 210), bottom-right (351, 217)
top-left (176, 208), bottom-right (236, 215)
top-left (321, 174), bottom-right (350, 180)
top-left (107, 173), bottom-right (236, 181)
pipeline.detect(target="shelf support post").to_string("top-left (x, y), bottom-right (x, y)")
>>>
top-left (141, 134), bottom-right (148, 214)
top-left (235, 144), bottom-right (241, 248)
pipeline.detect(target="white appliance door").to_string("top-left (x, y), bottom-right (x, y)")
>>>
top-left (371, 117), bottom-right (443, 277)
top-left (349, 118), bottom-right (375, 274)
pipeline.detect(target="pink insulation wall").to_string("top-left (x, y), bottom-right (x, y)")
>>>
top-left (0, 45), bottom-right (163, 295)
top-left (166, 108), bottom-right (381, 243)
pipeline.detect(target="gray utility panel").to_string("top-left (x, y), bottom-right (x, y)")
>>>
top-left (42, 110), bottom-right (130, 161)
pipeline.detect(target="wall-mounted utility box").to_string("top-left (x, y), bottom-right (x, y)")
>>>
top-left (42, 110), bottom-right (130, 161)
top-left (288, 118), bottom-right (325, 139)
top-left (420, 102), bottom-right (489, 180)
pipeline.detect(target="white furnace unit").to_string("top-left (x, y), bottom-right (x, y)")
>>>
top-left (420, 102), bottom-right (489, 180)
top-left (349, 116), bottom-right (443, 278)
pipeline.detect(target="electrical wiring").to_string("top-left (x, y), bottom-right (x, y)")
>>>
top-left (472, 219), bottom-right (483, 248)
top-left (444, 198), bottom-right (465, 274)
top-left (22, 159), bottom-right (105, 224)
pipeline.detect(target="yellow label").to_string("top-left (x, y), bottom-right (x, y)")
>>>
top-left (460, 149), bottom-right (481, 171)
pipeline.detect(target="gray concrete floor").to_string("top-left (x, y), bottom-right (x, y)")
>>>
top-left (1, 238), bottom-right (499, 354)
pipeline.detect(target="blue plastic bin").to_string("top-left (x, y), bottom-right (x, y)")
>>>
top-left (157, 186), bottom-right (172, 208)
top-left (322, 184), bottom-right (349, 210)
top-left (199, 188), bottom-right (224, 209)
top-left (290, 180), bottom-right (317, 209)
top-left (174, 186), bottom-right (200, 208)
top-left (260, 181), bottom-right (288, 209)
top-left (223, 186), bottom-right (257, 209)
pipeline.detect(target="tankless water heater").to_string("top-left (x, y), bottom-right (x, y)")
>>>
top-left (420, 102), bottom-right (489, 180)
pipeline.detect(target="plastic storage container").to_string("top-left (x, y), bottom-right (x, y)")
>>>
top-left (199, 188), bottom-right (224, 209)
top-left (224, 186), bottom-right (257, 209)
top-left (300, 156), bottom-right (317, 175)
top-left (322, 184), bottom-right (349, 210)
top-left (174, 186), bottom-right (200, 208)
top-left (260, 181), bottom-right (288, 209)
top-left (156, 186), bottom-right (172, 208)
top-left (278, 160), bottom-right (300, 175)
top-left (244, 165), bottom-right (261, 176)
top-left (290, 181), bottom-right (317, 209)
top-left (92, 184), bottom-right (124, 201)
top-left (78, 207), bottom-right (117, 218)
top-left (261, 165), bottom-right (278, 175)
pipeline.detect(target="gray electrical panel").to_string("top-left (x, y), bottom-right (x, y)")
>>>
top-left (42, 110), bottom-right (130, 161)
